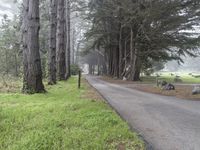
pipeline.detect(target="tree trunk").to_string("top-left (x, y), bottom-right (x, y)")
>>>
top-left (129, 27), bottom-right (136, 81)
top-left (14, 50), bottom-right (18, 77)
top-left (129, 27), bottom-right (141, 81)
top-left (134, 58), bottom-right (142, 81)
top-left (48, 0), bottom-right (57, 85)
top-left (22, 0), bottom-right (45, 93)
top-left (89, 64), bottom-right (92, 75)
top-left (66, 0), bottom-right (71, 78)
top-left (72, 28), bottom-right (75, 65)
top-left (56, 0), bottom-right (66, 80)
top-left (118, 25), bottom-right (123, 79)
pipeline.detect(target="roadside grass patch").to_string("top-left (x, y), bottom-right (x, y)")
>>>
top-left (141, 73), bottom-right (200, 84)
top-left (0, 77), bottom-right (144, 150)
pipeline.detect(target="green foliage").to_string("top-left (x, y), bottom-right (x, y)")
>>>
top-left (0, 15), bottom-right (21, 77)
top-left (70, 64), bottom-right (80, 75)
top-left (0, 77), bottom-right (144, 150)
top-left (84, 0), bottom-right (200, 79)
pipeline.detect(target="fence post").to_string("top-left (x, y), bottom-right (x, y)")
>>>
top-left (78, 70), bottom-right (81, 89)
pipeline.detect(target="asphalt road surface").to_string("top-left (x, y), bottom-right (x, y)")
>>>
top-left (86, 76), bottom-right (200, 150)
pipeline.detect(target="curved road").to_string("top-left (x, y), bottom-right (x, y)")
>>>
top-left (86, 76), bottom-right (200, 150)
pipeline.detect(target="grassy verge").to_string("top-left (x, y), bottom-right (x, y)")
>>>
top-left (0, 77), bottom-right (144, 150)
top-left (141, 72), bottom-right (200, 84)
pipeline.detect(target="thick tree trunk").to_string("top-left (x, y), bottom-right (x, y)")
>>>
top-left (128, 27), bottom-right (141, 81)
top-left (14, 51), bottom-right (18, 77)
top-left (134, 58), bottom-right (142, 81)
top-left (48, 0), bottom-right (57, 85)
top-left (113, 47), bottom-right (119, 78)
top-left (118, 25), bottom-right (123, 79)
top-left (129, 27), bottom-right (138, 81)
top-left (89, 64), bottom-right (92, 75)
top-left (66, 0), bottom-right (71, 78)
top-left (72, 28), bottom-right (75, 65)
top-left (56, 0), bottom-right (66, 80)
top-left (22, 0), bottom-right (45, 93)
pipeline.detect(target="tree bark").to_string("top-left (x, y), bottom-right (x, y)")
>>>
top-left (56, 0), bottom-right (66, 80)
top-left (66, 0), bottom-right (71, 78)
top-left (48, 0), bottom-right (57, 85)
top-left (22, 0), bottom-right (45, 93)
top-left (129, 27), bottom-right (136, 81)
top-left (129, 27), bottom-right (141, 81)
top-left (118, 25), bottom-right (123, 79)
top-left (72, 28), bottom-right (75, 65)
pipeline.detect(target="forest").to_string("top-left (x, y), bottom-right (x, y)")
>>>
top-left (0, 0), bottom-right (199, 93)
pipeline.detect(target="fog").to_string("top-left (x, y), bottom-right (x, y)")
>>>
top-left (0, 0), bottom-right (19, 19)
top-left (164, 56), bottom-right (200, 73)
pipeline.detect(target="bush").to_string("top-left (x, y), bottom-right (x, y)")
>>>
top-left (144, 68), bottom-right (154, 76)
top-left (174, 76), bottom-right (183, 83)
top-left (70, 64), bottom-right (80, 75)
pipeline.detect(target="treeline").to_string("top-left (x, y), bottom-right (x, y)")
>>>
top-left (0, 0), bottom-right (87, 94)
top-left (85, 0), bottom-right (200, 81)
top-left (21, 0), bottom-right (72, 93)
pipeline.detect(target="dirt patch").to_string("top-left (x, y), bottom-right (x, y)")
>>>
top-left (117, 143), bottom-right (126, 150)
top-left (131, 84), bottom-right (200, 100)
top-left (82, 79), bottom-right (104, 101)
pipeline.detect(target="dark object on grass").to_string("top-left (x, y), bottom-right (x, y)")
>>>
top-left (189, 73), bottom-right (193, 76)
top-left (193, 75), bottom-right (200, 78)
top-left (192, 85), bottom-right (200, 95)
top-left (163, 83), bottom-right (175, 90)
top-left (156, 73), bottom-right (160, 77)
top-left (161, 81), bottom-right (168, 87)
top-left (174, 77), bottom-right (183, 83)
top-left (157, 80), bottom-right (167, 87)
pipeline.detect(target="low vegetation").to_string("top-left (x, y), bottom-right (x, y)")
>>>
top-left (0, 76), bottom-right (22, 93)
top-left (0, 77), bottom-right (144, 150)
top-left (141, 72), bottom-right (200, 84)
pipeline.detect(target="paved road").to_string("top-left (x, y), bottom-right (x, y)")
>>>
top-left (86, 76), bottom-right (200, 150)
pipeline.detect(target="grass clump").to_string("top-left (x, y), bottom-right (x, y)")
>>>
top-left (0, 77), bottom-right (144, 150)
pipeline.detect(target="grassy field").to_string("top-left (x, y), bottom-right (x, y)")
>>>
top-left (141, 72), bottom-right (200, 84)
top-left (0, 77), bottom-right (144, 150)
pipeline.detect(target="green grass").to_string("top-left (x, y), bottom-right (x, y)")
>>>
top-left (0, 77), bottom-right (144, 150)
top-left (141, 72), bottom-right (200, 84)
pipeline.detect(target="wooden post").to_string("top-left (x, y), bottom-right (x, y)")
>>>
top-left (78, 70), bottom-right (81, 89)
top-left (156, 75), bottom-right (159, 87)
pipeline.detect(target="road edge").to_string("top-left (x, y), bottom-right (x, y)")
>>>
top-left (85, 76), bottom-right (154, 150)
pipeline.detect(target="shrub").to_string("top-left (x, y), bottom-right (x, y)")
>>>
top-left (70, 64), bottom-right (80, 75)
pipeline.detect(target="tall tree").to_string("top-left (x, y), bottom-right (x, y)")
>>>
top-left (22, 0), bottom-right (45, 93)
top-left (56, 0), bottom-right (66, 80)
top-left (85, 0), bottom-right (200, 81)
top-left (48, 0), bottom-right (57, 85)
